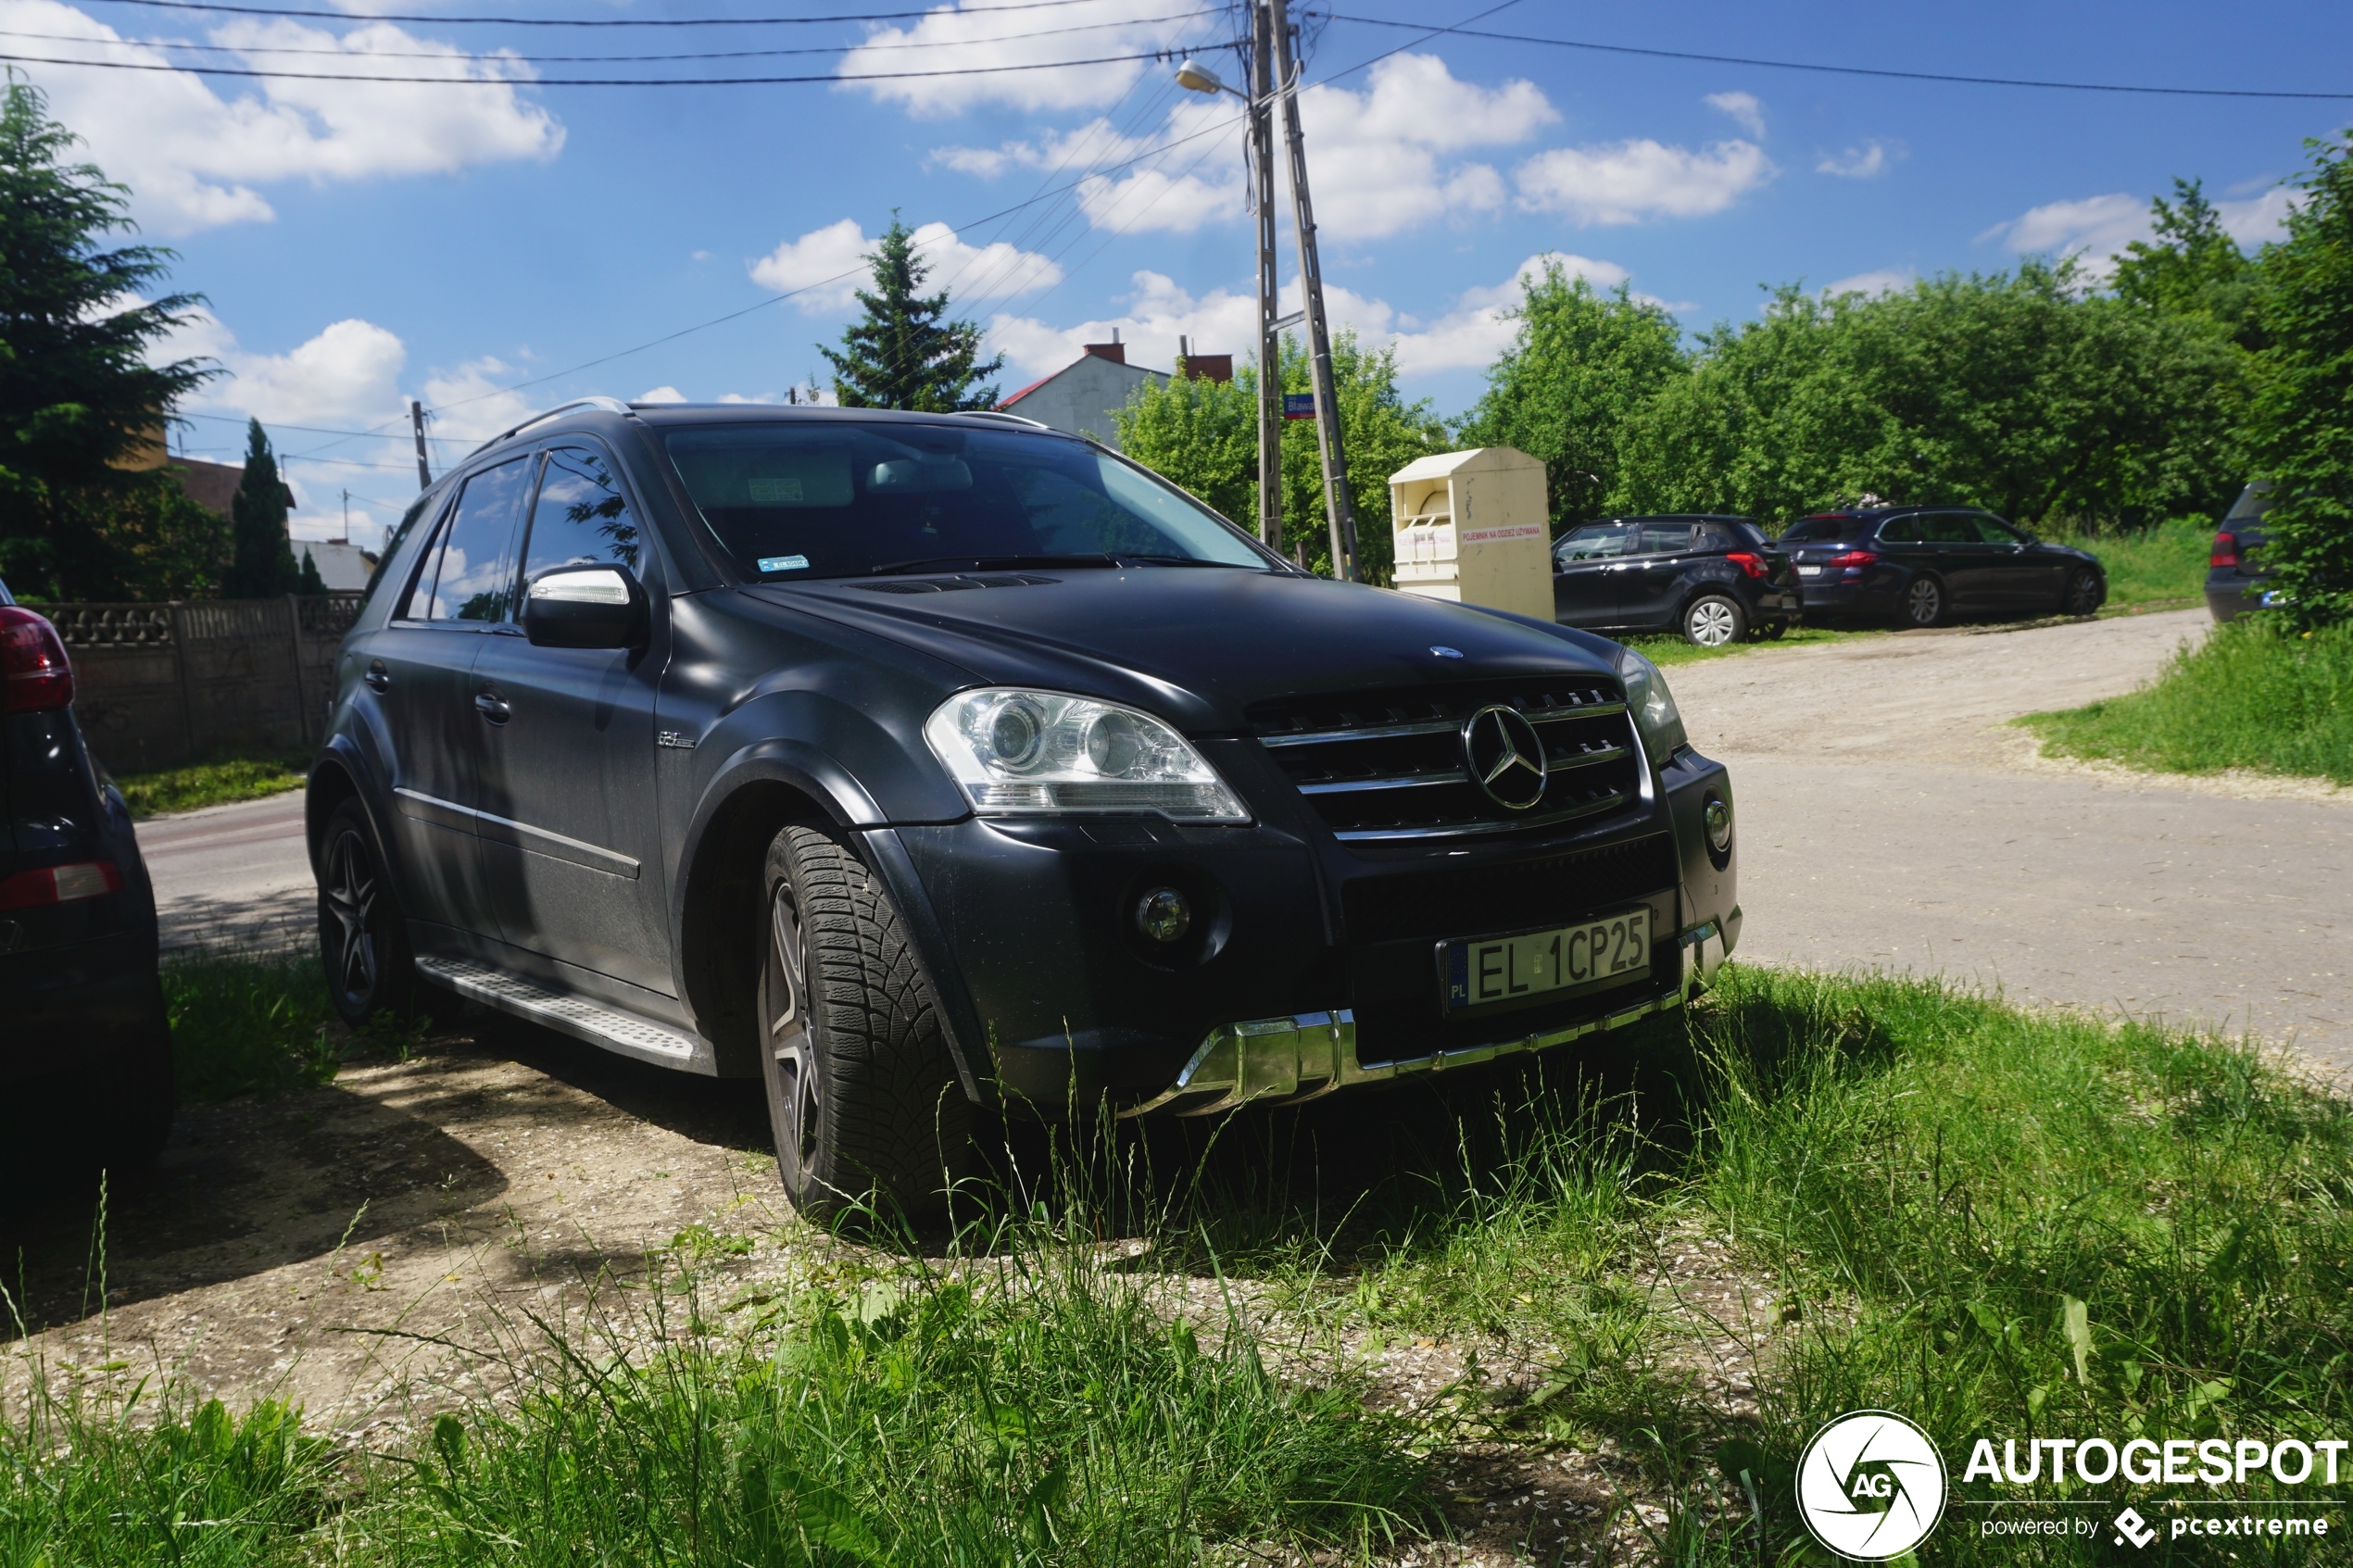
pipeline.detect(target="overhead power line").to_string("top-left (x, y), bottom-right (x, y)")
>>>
top-left (1315, 13), bottom-right (2353, 101)
top-left (0, 43), bottom-right (1202, 84)
top-left (83, 0), bottom-right (1121, 26)
top-left (12, 7), bottom-right (1212, 64)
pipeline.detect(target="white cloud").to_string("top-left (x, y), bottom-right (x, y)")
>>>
top-left (1820, 269), bottom-right (1914, 298)
top-left (2217, 188), bottom-right (2296, 246)
top-left (1817, 139), bottom-right (1899, 179)
top-left (838, 0), bottom-right (1212, 117)
top-left (635, 385), bottom-right (687, 404)
top-left (749, 219), bottom-right (1062, 312)
top-left (1385, 253), bottom-right (1638, 373)
top-left (6, 0), bottom-right (562, 233)
top-left (1516, 138), bottom-right (1773, 225)
top-left (1704, 91), bottom-right (1764, 137)
top-left (1985, 187), bottom-right (2299, 279)
top-left (929, 116), bottom-right (1164, 178)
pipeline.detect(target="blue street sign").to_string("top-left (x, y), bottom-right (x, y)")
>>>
top-left (1282, 393), bottom-right (1318, 420)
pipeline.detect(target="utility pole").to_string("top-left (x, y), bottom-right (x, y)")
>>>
top-left (1266, 0), bottom-right (1358, 581)
top-left (341, 487), bottom-right (350, 542)
top-left (1249, 0), bottom-right (1282, 554)
top-left (409, 399), bottom-right (433, 489)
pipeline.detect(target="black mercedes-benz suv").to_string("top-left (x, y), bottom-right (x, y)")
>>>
top-left (311, 401), bottom-right (1740, 1218)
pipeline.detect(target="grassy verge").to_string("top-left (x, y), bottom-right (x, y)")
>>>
top-left (2020, 615), bottom-right (2353, 784)
top-left (1629, 621), bottom-right (1878, 669)
top-left (113, 754), bottom-right (308, 818)
top-left (12, 963), bottom-right (2348, 1562)
top-left (2041, 514), bottom-right (2212, 608)
top-left (159, 949), bottom-right (428, 1101)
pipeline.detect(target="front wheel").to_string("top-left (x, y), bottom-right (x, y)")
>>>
top-left (758, 822), bottom-right (970, 1223)
top-left (1682, 594), bottom-right (1748, 647)
top-left (1899, 574), bottom-right (1945, 629)
top-left (2063, 568), bottom-right (2105, 618)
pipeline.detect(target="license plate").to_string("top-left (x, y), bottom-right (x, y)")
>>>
top-left (1797, 565), bottom-right (1823, 577)
top-left (1442, 909), bottom-right (1651, 1013)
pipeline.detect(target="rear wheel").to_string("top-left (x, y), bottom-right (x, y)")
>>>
top-left (1682, 594), bottom-right (1747, 647)
top-left (758, 822), bottom-right (970, 1223)
top-left (2063, 568), bottom-right (2105, 618)
top-left (1899, 574), bottom-right (1944, 629)
top-left (317, 798), bottom-right (450, 1027)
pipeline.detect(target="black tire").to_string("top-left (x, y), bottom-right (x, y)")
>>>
top-left (2063, 568), bottom-right (2105, 618)
top-left (1754, 619), bottom-right (1788, 642)
top-left (758, 822), bottom-right (971, 1223)
top-left (316, 797), bottom-right (442, 1027)
top-left (1681, 593), bottom-right (1748, 648)
top-left (1898, 574), bottom-right (1945, 629)
top-left (94, 982), bottom-right (176, 1173)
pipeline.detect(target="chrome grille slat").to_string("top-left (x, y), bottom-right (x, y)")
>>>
top-left (1330, 791), bottom-right (1628, 842)
top-left (1259, 699), bottom-right (1627, 750)
top-left (1298, 770), bottom-right (1470, 796)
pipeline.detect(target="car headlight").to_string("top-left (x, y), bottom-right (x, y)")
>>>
top-left (1616, 646), bottom-right (1688, 760)
top-left (925, 689), bottom-right (1250, 822)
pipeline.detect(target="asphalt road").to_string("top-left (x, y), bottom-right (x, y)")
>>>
top-left (1671, 609), bottom-right (2352, 1073)
top-left (132, 608), bottom-right (2352, 1067)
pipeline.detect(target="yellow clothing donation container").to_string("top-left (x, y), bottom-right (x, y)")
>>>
top-left (1387, 447), bottom-right (1552, 621)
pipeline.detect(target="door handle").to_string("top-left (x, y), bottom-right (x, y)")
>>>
top-left (474, 689), bottom-right (510, 724)
top-left (364, 660), bottom-right (390, 692)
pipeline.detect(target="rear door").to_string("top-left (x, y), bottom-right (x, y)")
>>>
top-left (368, 458), bottom-right (531, 936)
top-left (1551, 521), bottom-right (1633, 626)
top-left (1920, 511), bottom-right (2001, 610)
top-left (1617, 521), bottom-right (1699, 629)
top-left (471, 442), bottom-right (674, 994)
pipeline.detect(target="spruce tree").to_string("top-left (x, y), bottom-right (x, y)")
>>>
top-left (820, 217), bottom-right (1002, 411)
top-left (0, 74), bottom-right (214, 598)
top-left (295, 546), bottom-right (327, 595)
top-left (224, 419), bottom-right (298, 597)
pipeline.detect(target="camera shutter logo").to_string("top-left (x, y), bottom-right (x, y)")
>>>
top-left (1795, 1411), bottom-right (1948, 1561)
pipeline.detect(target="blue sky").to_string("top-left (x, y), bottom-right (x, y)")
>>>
top-left (25, 0), bottom-right (2347, 544)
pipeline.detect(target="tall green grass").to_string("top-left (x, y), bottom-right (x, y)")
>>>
top-left (112, 754), bottom-right (307, 819)
top-left (2021, 615), bottom-right (2353, 784)
top-left (2041, 514), bottom-right (2212, 608)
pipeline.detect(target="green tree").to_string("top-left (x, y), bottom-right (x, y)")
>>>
top-left (295, 546), bottom-right (327, 595)
top-left (1114, 331), bottom-right (1448, 581)
top-left (2112, 178), bottom-right (2262, 349)
top-left (1456, 264), bottom-right (1688, 531)
top-left (0, 75), bottom-right (214, 599)
top-left (2245, 132), bottom-right (2353, 629)
top-left (821, 217), bottom-right (1001, 411)
top-left (222, 418), bottom-right (297, 597)
top-left (1614, 262), bottom-right (2244, 528)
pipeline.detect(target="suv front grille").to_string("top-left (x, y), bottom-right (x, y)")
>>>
top-left (1249, 678), bottom-right (1641, 843)
top-left (1340, 832), bottom-right (1680, 945)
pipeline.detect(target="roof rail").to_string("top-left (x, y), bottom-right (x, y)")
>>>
top-left (467, 395), bottom-right (634, 458)
top-left (953, 409), bottom-right (1051, 431)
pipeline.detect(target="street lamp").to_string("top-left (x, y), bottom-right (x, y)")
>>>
top-left (1173, 57), bottom-right (1234, 97)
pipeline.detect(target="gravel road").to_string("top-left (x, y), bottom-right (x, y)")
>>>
top-left (1671, 608), bottom-right (2352, 1072)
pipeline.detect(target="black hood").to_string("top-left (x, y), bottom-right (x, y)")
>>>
top-left (745, 569), bottom-right (1620, 732)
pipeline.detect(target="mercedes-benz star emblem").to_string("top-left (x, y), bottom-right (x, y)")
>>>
top-left (1461, 705), bottom-right (1548, 811)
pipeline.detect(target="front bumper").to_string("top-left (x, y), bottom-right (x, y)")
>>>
top-left (887, 743), bottom-right (1741, 1114)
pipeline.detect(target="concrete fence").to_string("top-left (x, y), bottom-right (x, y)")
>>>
top-left (47, 594), bottom-right (365, 773)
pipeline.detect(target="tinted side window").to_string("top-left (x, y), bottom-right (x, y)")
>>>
top-left (1556, 522), bottom-right (1636, 561)
top-left (1638, 522), bottom-right (1694, 555)
top-left (1693, 522), bottom-right (1740, 552)
top-left (1976, 516), bottom-right (2026, 545)
top-left (413, 458), bottom-right (531, 622)
top-left (1780, 518), bottom-right (1855, 543)
top-left (1876, 516), bottom-right (1920, 544)
top-left (1921, 513), bottom-right (1982, 545)
top-left (523, 445), bottom-right (643, 583)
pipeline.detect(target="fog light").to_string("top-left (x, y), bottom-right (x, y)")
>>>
top-left (1137, 886), bottom-right (1190, 943)
top-left (1703, 795), bottom-right (1733, 854)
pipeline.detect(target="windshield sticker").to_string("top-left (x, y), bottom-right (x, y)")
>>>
top-left (757, 555), bottom-right (810, 573)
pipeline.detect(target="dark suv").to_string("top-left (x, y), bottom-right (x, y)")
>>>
top-left (1, 579), bottom-right (173, 1174)
top-left (1780, 508), bottom-right (2106, 627)
top-left (311, 401), bottom-right (1741, 1218)
top-left (1552, 515), bottom-right (1801, 646)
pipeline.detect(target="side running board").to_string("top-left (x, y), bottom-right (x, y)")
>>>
top-left (414, 956), bottom-right (717, 1075)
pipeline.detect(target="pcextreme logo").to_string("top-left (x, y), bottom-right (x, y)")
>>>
top-left (1796, 1411), bottom-right (1949, 1562)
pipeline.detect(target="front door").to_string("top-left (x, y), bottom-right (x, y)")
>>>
top-left (1975, 515), bottom-right (2066, 609)
top-left (1920, 511), bottom-right (2003, 611)
top-left (364, 458), bottom-right (530, 936)
top-left (471, 442), bottom-right (674, 995)
top-left (1617, 520), bottom-right (1699, 630)
top-left (1551, 521), bottom-right (1634, 626)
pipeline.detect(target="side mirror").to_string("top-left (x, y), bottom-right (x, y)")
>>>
top-left (522, 565), bottom-right (645, 649)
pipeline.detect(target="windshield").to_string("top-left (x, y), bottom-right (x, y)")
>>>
top-left (661, 420), bottom-right (1269, 579)
top-left (1780, 517), bottom-right (1861, 543)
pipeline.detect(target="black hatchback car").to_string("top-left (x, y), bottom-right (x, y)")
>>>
top-left (2206, 481), bottom-right (2274, 622)
top-left (1, 579), bottom-right (173, 1174)
top-left (1551, 515), bottom-right (1802, 646)
top-left (1779, 508), bottom-right (2106, 628)
top-left (311, 400), bottom-right (1743, 1219)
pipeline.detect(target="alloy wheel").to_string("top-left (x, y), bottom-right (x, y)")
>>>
top-left (1905, 578), bottom-right (1941, 627)
top-left (764, 883), bottom-right (820, 1181)
top-left (1687, 599), bottom-right (1740, 646)
top-left (322, 827), bottom-right (380, 1007)
top-left (2066, 571), bottom-right (2101, 617)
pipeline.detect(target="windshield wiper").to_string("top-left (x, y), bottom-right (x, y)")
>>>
top-left (870, 553), bottom-right (1122, 575)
